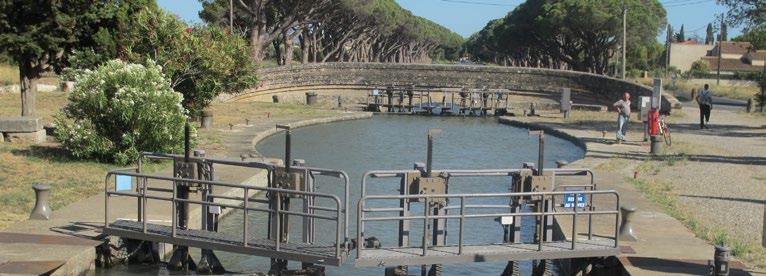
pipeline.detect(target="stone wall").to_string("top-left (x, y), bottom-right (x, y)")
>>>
top-left (235, 63), bottom-right (668, 109)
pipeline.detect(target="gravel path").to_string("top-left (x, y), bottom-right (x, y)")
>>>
top-left (660, 102), bottom-right (766, 245)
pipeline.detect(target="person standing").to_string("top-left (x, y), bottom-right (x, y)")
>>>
top-left (613, 92), bottom-right (631, 143)
top-left (697, 84), bottom-right (713, 129)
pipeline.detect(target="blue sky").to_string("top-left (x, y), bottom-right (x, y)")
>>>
top-left (157, 0), bottom-right (742, 41)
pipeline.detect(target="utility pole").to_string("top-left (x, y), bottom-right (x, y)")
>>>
top-left (761, 57), bottom-right (765, 112)
top-left (717, 14), bottom-right (723, 85)
top-left (622, 4), bottom-right (628, 80)
top-left (665, 24), bottom-right (671, 72)
top-left (229, 0), bottom-right (234, 30)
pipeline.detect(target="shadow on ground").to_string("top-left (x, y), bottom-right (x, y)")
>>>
top-left (622, 256), bottom-right (753, 275)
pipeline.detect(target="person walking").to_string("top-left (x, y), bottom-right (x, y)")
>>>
top-left (697, 84), bottom-right (713, 129)
top-left (613, 92), bottom-right (631, 144)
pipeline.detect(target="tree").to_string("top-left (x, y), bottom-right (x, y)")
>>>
top-left (733, 25), bottom-right (766, 49)
top-left (718, 0), bottom-right (765, 31)
top-left (465, 0), bottom-right (666, 74)
top-left (199, 0), bottom-right (463, 64)
top-left (706, 23), bottom-right (714, 44)
top-left (0, 1), bottom-right (88, 116)
top-left (123, 8), bottom-right (257, 115)
top-left (676, 24), bottom-right (686, 42)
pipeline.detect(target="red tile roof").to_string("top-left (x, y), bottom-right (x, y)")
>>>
top-left (701, 56), bottom-right (764, 72)
top-left (719, 42), bottom-right (754, 55)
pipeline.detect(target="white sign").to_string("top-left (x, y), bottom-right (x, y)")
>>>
top-left (500, 216), bottom-right (514, 225)
top-left (652, 78), bottom-right (662, 109)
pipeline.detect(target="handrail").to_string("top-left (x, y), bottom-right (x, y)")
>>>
top-left (104, 170), bottom-right (345, 260)
top-left (361, 168), bottom-right (531, 196)
top-left (356, 190), bottom-right (620, 259)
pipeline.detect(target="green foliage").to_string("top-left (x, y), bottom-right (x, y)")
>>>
top-left (122, 8), bottom-right (258, 115)
top-left (688, 60), bottom-right (711, 76)
top-left (54, 60), bottom-right (192, 165)
top-left (465, 0), bottom-right (666, 73)
top-left (719, 0), bottom-right (765, 31)
top-left (200, 0), bottom-right (463, 63)
top-left (733, 26), bottom-right (766, 49)
top-left (676, 24), bottom-right (685, 42)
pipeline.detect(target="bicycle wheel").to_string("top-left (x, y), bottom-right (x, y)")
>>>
top-left (662, 126), bottom-right (671, 146)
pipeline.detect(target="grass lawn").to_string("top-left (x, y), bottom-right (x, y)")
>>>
top-left (0, 90), bottom-right (69, 123)
top-left (0, 64), bottom-right (18, 86)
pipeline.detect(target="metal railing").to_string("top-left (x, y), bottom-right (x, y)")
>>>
top-left (356, 190), bottom-right (620, 258)
top-left (104, 170), bottom-right (348, 259)
top-left (361, 168), bottom-right (531, 196)
top-left (548, 168), bottom-right (597, 239)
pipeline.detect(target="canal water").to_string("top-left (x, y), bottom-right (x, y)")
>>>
top-left (216, 115), bottom-right (585, 275)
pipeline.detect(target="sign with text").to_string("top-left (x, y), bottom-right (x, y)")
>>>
top-left (564, 193), bottom-right (586, 208)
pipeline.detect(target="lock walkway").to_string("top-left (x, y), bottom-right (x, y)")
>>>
top-left (0, 112), bottom-right (370, 275)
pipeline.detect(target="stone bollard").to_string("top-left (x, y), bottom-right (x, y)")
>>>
top-left (30, 184), bottom-right (51, 220)
top-left (272, 95), bottom-right (280, 103)
top-left (60, 81), bottom-right (75, 93)
top-left (712, 245), bottom-right (731, 276)
top-left (747, 98), bottom-right (755, 113)
top-left (650, 136), bottom-right (663, 155)
top-left (305, 92), bottom-right (317, 106)
top-left (691, 88), bottom-right (697, 103)
top-left (201, 110), bottom-right (213, 129)
top-left (619, 205), bottom-right (637, 241)
top-left (337, 95), bottom-right (343, 108)
top-left (529, 102), bottom-right (537, 116)
top-left (555, 160), bottom-right (568, 168)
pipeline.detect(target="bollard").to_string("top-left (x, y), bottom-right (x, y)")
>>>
top-left (305, 92), bottom-right (317, 105)
top-left (619, 205), bottom-right (637, 241)
top-left (201, 110), bottom-right (213, 129)
top-left (713, 245), bottom-right (730, 276)
top-left (529, 103), bottom-right (537, 116)
top-left (747, 98), bottom-right (754, 113)
top-left (337, 95), bottom-right (342, 108)
top-left (30, 184), bottom-right (51, 220)
top-left (555, 160), bottom-right (568, 168)
top-left (272, 95), bottom-right (279, 103)
top-left (245, 119), bottom-right (249, 126)
top-left (650, 135), bottom-right (663, 155)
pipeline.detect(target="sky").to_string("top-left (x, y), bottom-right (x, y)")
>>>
top-left (157, 0), bottom-right (742, 42)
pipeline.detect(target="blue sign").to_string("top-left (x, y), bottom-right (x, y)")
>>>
top-left (564, 193), bottom-right (586, 208)
top-left (116, 175), bottom-right (133, 191)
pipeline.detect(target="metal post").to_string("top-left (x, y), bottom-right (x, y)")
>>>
top-left (622, 3), bottom-right (627, 80)
top-left (717, 15), bottom-right (723, 86)
top-left (426, 129), bottom-right (442, 177)
top-left (228, 0), bottom-right (233, 30)
top-left (529, 130), bottom-right (545, 176)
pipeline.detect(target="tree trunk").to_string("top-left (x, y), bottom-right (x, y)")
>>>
top-left (19, 63), bottom-right (37, 117)
top-left (249, 29), bottom-right (265, 62)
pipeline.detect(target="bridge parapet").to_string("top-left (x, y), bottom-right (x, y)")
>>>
top-left (241, 63), bottom-right (665, 109)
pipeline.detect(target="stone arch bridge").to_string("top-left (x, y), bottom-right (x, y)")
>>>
top-left (229, 63), bottom-right (666, 110)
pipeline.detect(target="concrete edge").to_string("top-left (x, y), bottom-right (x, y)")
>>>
top-left (249, 112), bottom-right (373, 150)
top-left (497, 116), bottom-right (589, 154)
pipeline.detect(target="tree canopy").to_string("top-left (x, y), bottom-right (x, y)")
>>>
top-left (0, 0), bottom-right (154, 116)
top-left (199, 0), bottom-right (464, 64)
top-left (719, 0), bottom-right (765, 31)
top-left (464, 0), bottom-right (666, 74)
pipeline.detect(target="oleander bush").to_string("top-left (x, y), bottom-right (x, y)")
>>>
top-left (54, 60), bottom-right (193, 164)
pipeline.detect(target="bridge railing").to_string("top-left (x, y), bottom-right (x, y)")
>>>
top-left (356, 190), bottom-right (620, 259)
top-left (104, 170), bottom-right (346, 259)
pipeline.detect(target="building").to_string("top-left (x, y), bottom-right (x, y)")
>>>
top-left (668, 41), bottom-right (714, 72)
top-left (700, 42), bottom-right (766, 73)
top-left (669, 41), bottom-right (766, 73)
